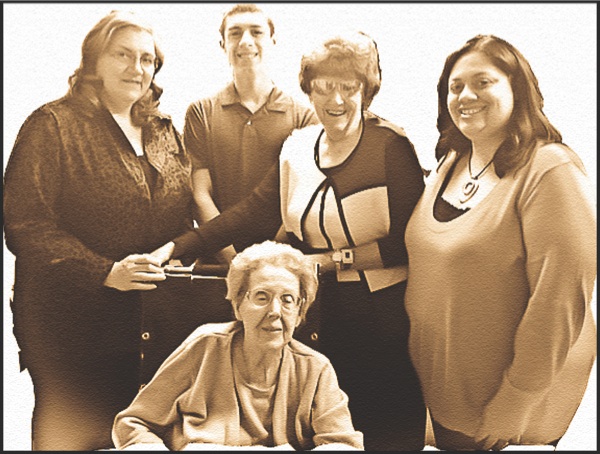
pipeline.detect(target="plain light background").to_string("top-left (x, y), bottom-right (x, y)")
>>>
top-left (3, 2), bottom-right (596, 450)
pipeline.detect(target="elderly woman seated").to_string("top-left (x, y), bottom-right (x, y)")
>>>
top-left (112, 241), bottom-right (363, 451)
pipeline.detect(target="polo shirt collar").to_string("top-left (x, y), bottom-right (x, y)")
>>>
top-left (220, 82), bottom-right (289, 113)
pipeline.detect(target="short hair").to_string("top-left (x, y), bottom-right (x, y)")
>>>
top-left (299, 30), bottom-right (382, 109)
top-left (226, 241), bottom-right (319, 324)
top-left (67, 10), bottom-right (165, 127)
top-left (219, 3), bottom-right (275, 40)
top-left (435, 34), bottom-right (562, 177)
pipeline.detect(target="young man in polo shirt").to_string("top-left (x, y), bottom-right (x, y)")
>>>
top-left (184, 3), bottom-right (317, 263)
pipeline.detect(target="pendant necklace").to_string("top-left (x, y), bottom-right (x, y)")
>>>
top-left (460, 150), bottom-right (495, 204)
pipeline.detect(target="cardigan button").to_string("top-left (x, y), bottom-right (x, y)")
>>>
top-left (141, 332), bottom-right (150, 341)
top-left (310, 332), bottom-right (319, 341)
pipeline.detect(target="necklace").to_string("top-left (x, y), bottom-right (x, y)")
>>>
top-left (460, 150), bottom-right (495, 204)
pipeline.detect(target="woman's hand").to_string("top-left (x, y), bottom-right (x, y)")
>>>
top-left (473, 397), bottom-right (530, 450)
top-left (473, 374), bottom-right (540, 450)
top-left (182, 443), bottom-right (295, 451)
top-left (150, 241), bottom-right (175, 265)
top-left (182, 443), bottom-right (228, 450)
top-left (120, 442), bottom-right (169, 450)
top-left (182, 443), bottom-right (284, 451)
top-left (104, 254), bottom-right (166, 291)
top-left (312, 443), bottom-right (361, 451)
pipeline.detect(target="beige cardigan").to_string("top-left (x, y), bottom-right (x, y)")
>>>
top-left (112, 322), bottom-right (363, 450)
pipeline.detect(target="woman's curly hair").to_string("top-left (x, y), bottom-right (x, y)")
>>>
top-left (226, 241), bottom-right (319, 325)
top-left (299, 30), bottom-right (382, 109)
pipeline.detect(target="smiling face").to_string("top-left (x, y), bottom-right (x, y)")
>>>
top-left (95, 26), bottom-right (156, 113)
top-left (236, 264), bottom-right (301, 353)
top-left (222, 11), bottom-right (274, 73)
top-left (309, 73), bottom-right (364, 142)
top-left (447, 51), bottom-right (514, 145)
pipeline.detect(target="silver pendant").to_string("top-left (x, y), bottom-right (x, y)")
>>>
top-left (460, 179), bottom-right (479, 204)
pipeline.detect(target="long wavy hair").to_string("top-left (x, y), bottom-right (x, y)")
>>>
top-left (299, 30), bottom-right (382, 110)
top-left (435, 35), bottom-right (562, 177)
top-left (67, 10), bottom-right (165, 126)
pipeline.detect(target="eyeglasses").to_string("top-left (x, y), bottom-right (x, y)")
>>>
top-left (109, 50), bottom-right (156, 70)
top-left (310, 78), bottom-right (362, 96)
top-left (245, 288), bottom-right (303, 311)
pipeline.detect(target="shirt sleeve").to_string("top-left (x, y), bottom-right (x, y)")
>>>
top-left (311, 362), bottom-right (365, 450)
top-left (171, 163), bottom-right (282, 258)
top-left (484, 155), bottom-right (596, 423)
top-left (294, 101), bottom-right (319, 129)
top-left (183, 101), bottom-right (210, 170)
top-left (377, 133), bottom-right (425, 267)
top-left (509, 157), bottom-right (596, 391)
top-left (4, 107), bottom-right (114, 289)
top-left (112, 341), bottom-right (199, 449)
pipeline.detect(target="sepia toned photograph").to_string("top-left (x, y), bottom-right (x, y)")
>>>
top-left (4, 2), bottom-right (596, 451)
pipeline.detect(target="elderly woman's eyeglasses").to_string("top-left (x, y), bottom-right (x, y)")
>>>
top-left (245, 289), bottom-right (303, 311)
top-left (310, 79), bottom-right (362, 96)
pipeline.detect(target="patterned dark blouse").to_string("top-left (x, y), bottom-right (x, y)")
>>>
top-left (4, 95), bottom-right (194, 367)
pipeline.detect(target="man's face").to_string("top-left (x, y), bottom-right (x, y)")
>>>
top-left (222, 11), bottom-right (274, 72)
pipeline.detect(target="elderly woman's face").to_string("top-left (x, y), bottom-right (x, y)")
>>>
top-left (237, 264), bottom-right (301, 351)
top-left (96, 27), bottom-right (156, 111)
top-left (447, 51), bottom-right (514, 144)
top-left (309, 73), bottom-right (364, 141)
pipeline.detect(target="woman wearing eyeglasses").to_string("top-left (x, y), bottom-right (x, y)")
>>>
top-left (4, 11), bottom-right (193, 450)
top-left (152, 31), bottom-right (426, 451)
top-left (113, 241), bottom-right (363, 450)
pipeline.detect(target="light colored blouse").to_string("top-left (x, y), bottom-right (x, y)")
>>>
top-left (112, 321), bottom-right (363, 450)
top-left (405, 143), bottom-right (597, 443)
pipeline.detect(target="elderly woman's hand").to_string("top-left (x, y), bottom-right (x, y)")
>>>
top-left (182, 443), bottom-right (230, 450)
top-left (182, 443), bottom-right (294, 450)
top-left (122, 443), bottom-right (169, 450)
top-left (103, 253), bottom-right (166, 291)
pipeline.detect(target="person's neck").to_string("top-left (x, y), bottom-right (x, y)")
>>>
top-left (470, 135), bottom-right (506, 169)
top-left (238, 339), bottom-right (282, 388)
top-left (319, 120), bottom-right (363, 168)
top-left (101, 95), bottom-right (135, 120)
top-left (324, 121), bottom-right (363, 147)
top-left (233, 70), bottom-right (273, 113)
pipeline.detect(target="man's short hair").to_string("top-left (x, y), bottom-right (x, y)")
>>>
top-left (219, 3), bottom-right (275, 40)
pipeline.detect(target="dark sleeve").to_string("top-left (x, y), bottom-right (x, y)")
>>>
top-left (3, 108), bottom-right (114, 288)
top-left (377, 134), bottom-right (425, 267)
top-left (171, 163), bottom-right (282, 258)
top-left (183, 101), bottom-right (209, 170)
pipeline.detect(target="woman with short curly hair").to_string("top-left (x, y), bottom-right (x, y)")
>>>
top-left (113, 241), bottom-right (363, 451)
